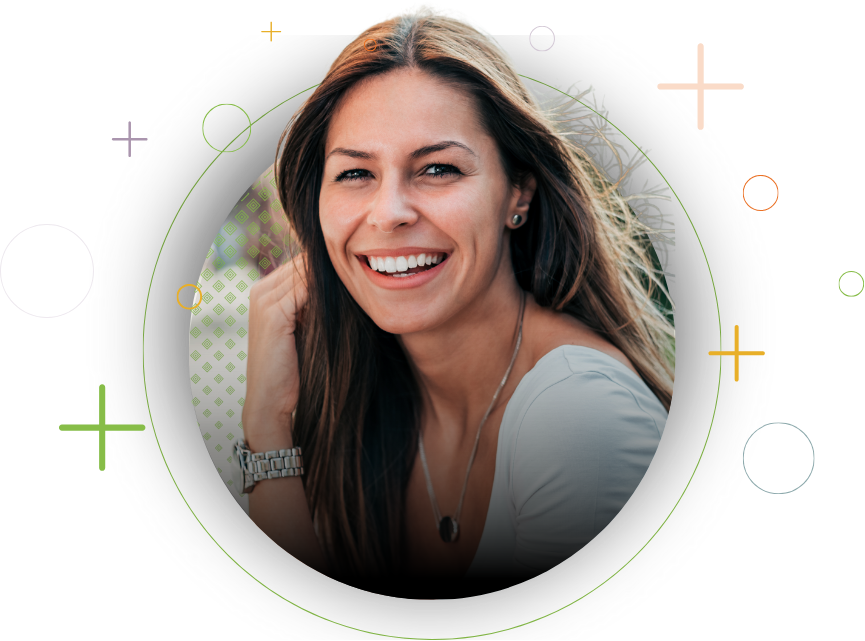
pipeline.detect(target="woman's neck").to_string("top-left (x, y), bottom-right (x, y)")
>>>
top-left (397, 274), bottom-right (526, 443)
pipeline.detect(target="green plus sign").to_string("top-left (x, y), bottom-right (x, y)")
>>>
top-left (60, 385), bottom-right (145, 556)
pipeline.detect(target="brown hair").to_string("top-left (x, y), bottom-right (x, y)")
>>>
top-left (275, 9), bottom-right (675, 582)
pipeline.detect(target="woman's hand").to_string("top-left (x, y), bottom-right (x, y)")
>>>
top-left (240, 252), bottom-right (328, 575)
top-left (242, 252), bottom-right (309, 451)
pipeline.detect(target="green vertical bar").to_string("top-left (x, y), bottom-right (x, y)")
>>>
top-left (99, 385), bottom-right (108, 425)
top-left (99, 429), bottom-right (106, 471)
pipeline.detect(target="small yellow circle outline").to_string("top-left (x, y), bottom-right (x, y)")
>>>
top-left (176, 284), bottom-right (203, 310)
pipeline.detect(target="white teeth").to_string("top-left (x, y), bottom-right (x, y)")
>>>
top-left (364, 252), bottom-right (447, 274)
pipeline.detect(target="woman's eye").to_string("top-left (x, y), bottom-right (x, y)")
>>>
top-left (424, 163), bottom-right (462, 178)
top-left (334, 164), bottom-right (461, 182)
top-left (335, 169), bottom-right (366, 182)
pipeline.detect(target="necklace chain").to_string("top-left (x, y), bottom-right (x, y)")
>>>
top-left (417, 291), bottom-right (526, 540)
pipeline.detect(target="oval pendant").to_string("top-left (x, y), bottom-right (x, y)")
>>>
top-left (439, 516), bottom-right (459, 543)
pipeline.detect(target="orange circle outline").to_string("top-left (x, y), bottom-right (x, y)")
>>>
top-left (743, 174), bottom-right (779, 211)
top-left (176, 283), bottom-right (203, 310)
top-left (742, 174), bottom-right (778, 214)
top-left (363, 38), bottom-right (377, 52)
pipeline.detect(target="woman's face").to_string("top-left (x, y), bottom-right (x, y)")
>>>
top-left (320, 68), bottom-right (531, 335)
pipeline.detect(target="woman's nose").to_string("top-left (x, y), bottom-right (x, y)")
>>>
top-left (366, 175), bottom-right (418, 233)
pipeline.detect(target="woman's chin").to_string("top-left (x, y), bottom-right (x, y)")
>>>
top-left (371, 318), bottom-right (436, 336)
top-left (364, 307), bottom-right (449, 336)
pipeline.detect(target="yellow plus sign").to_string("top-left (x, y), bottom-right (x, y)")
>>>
top-left (261, 21), bottom-right (280, 42)
top-left (708, 325), bottom-right (765, 382)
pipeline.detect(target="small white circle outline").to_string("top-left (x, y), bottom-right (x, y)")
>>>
top-left (529, 26), bottom-right (555, 52)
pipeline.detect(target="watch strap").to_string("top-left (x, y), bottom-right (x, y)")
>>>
top-left (235, 440), bottom-right (304, 494)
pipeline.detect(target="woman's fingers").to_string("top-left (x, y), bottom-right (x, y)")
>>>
top-left (249, 253), bottom-right (309, 331)
top-left (251, 251), bottom-right (307, 300)
top-left (242, 243), bottom-right (307, 435)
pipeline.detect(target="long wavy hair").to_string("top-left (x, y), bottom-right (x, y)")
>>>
top-left (274, 10), bottom-right (675, 582)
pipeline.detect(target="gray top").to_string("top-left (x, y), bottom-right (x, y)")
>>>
top-left (464, 345), bottom-right (667, 581)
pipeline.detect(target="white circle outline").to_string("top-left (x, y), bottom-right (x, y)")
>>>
top-left (529, 26), bottom-right (555, 52)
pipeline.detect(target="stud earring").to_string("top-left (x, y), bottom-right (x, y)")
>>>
top-left (512, 214), bottom-right (523, 226)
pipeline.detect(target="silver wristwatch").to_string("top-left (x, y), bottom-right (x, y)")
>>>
top-left (233, 439), bottom-right (304, 494)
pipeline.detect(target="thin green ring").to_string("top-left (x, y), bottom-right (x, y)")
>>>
top-left (143, 77), bottom-right (723, 639)
top-left (202, 103), bottom-right (252, 153)
top-left (838, 270), bottom-right (864, 297)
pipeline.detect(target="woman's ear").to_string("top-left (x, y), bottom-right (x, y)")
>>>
top-left (518, 174), bottom-right (537, 209)
top-left (507, 173), bottom-right (537, 229)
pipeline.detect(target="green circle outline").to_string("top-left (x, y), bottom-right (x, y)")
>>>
top-left (202, 103), bottom-right (252, 153)
top-left (143, 77), bottom-right (723, 639)
top-left (838, 270), bottom-right (864, 297)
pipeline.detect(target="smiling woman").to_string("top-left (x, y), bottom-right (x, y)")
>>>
top-left (236, 9), bottom-right (675, 599)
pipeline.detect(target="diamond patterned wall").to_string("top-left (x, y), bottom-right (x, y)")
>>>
top-left (188, 165), bottom-right (297, 511)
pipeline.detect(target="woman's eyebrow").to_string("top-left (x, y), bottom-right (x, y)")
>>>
top-left (409, 140), bottom-right (477, 159)
top-left (325, 140), bottom-right (477, 162)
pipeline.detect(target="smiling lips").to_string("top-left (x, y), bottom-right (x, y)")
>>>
top-left (363, 252), bottom-right (447, 278)
top-left (356, 250), bottom-right (451, 289)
